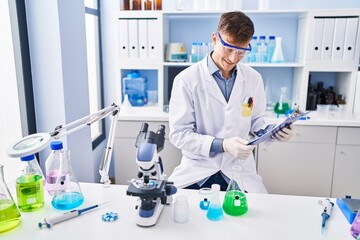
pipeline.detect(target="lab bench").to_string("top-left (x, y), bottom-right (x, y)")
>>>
top-left (1, 182), bottom-right (354, 240)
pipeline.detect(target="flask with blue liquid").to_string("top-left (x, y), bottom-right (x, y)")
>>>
top-left (206, 184), bottom-right (223, 221)
top-left (51, 148), bottom-right (84, 210)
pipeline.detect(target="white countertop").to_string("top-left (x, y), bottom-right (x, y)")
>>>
top-left (118, 108), bottom-right (360, 127)
top-left (2, 182), bottom-right (354, 240)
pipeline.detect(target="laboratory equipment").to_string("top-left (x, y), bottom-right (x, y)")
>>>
top-left (45, 141), bottom-right (66, 196)
top-left (351, 209), bottom-right (360, 239)
top-left (173, 195), bottom-right (189, 223)
top-left (267, 36), bottom-right (276, 63)
top-left (199, 187), bottom-right (212, 210)
top-left (0, 165), bottom-right (21, 233)
top-left (38, 204), bottom-right (100, 229)
top-left (271, 37), bottom-right (284, 63)
top-left (51, 149), bottom-right (84, 210)
top-left (122, 71), bottom-right (148, 106)
top-left (126, 123), bottom-right (177, 227)
top-left (16, 154), bottom-right (44, 212)
top-left (222, 166), bottom-right (248, 216)
top-left (206, 184), bottom-right (223, 221)
top-left (264, 78), bottom-right (275, 111)
top-left (274, 86), bottom-right (290, 115)
top-left (319, 199), bottom-right (334, 235)
top-left (7, 103), bottom-right (119, 186)
top-left (257, 36), bottom-right (268, 63)
top-left (165, 43), bottom-right (187, 62)
top-left (337, 197), bottom-right (360, 224)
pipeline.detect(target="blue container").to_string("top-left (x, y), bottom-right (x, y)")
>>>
top-left (122, 71), bottom-right (148, 106)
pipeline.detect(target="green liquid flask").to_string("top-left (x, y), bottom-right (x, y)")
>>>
top-left (16, 154), bottom-right (44, 212)
top-left (51, 149), bottom-right (84, 210)
top-left (274, 86), bottom-right (290, 115)
top-left (222, 166), bottom-right (248, 216)
top-left (0, 165), bottom-right (21, 233)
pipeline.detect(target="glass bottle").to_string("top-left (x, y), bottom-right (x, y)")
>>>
top-left (0, 165), bottom-right (21, 233)
top-left (271, 37), bottom-right (284, 63)
top-left (206, 184), bottom-right (223, 221)
top-left (267, 36), bottom-right (276, 63)
top-left (222, 166), bottom-right (248, 216)
top-left (154, 0), bottom-right (162, 10)
top-left (45, 141), bottom-right (66, 196)
top-left (130, 0), bottom-right (141, 10)
top-left (257, 36), bottom-right (268, 63)
top-left (16, 154), bottom-right (44, 212)
top-left (51, 149), bottom-right (84, 210)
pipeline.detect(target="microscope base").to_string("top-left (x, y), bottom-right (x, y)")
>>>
top-left (136, 198), bottom-right (165, 227)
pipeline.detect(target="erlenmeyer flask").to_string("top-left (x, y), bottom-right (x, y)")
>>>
top-left (222, 166), bottom-right (248, 216)
top-left (0, 165), bottom-right (21, 233)
top-left (51, 150), bottom-right (84, 210)
top-left (206, 184), bottom-right (223, 221)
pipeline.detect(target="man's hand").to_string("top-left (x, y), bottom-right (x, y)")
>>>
top-left (222, 137), bottom-right (256, 159)
top-left (273, 124), bottom-right (294, 142)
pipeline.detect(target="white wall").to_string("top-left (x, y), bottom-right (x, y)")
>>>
top-left (0, 0), bottom-right (23, 185)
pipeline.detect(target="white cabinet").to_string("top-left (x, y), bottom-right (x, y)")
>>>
top-left (331, 127), bottom-right (360, 198)
top-left (257, 126), bottom-right (337, 197)
top-left (113, 120), bottom-right (182, 184)
top-left (115, 9), bottom-right (360, 119)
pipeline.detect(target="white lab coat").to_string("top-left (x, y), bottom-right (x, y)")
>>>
top-left (168, 55), bottom-right (269, 193)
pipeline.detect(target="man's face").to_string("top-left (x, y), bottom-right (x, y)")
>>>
top-left (211, 32), bottom-right (251, 75)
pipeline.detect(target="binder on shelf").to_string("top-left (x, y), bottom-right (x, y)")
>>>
top-left (128, 19), bottom-right (139, 58)
top-left (118, 19), bottom-right (129, 59)
top-left (321, 17), bottom-right (335, 60)
top-left (343, 17), bottom-right (359, 61)
top-left (147, 19), bottom-right (158, 58)
top-left (310, 17), bottom-right (324, 60)
top-left (331, 18), bottom-right (347, 61)
top-left (138, 19), bottom-right (148, 58)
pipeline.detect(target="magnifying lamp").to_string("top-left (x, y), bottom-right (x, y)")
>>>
top-left (7, 103), bottom-right (120, 186)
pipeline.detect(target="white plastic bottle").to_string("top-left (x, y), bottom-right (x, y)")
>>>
top-left (257, 35), bottom-right (268, 63)
top-left (250, 36), bottom-right (258, 62)
top-left (267, 36), bottom-right (276, 63)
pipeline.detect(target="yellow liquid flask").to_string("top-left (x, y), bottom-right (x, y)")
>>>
top-left (51, 149), bottom-right (84, 210)
top-left (16, 154), bottom-right (44, 212)
top-left (0, 165), bottom-right (21, 233)
top-left (222, 166), bottom-right (248, 216)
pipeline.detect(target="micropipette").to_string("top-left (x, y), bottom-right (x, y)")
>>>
top-left (38, 204), bottom-right (101, 229)
top-left (319, 199), bottom-right (334, 235)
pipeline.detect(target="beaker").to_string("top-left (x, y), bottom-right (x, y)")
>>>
top-left (274, 86), bottom-right (290, 115)
top-left (222, 166), bottom-right (248, 216)
top-left (350, 208), bottom-right (360, 239)
top-left (206, 184), bottom-right (223, 221)
top-left (0, 165), bottom-right (21, 233)
top-left (51, 150), bottom-right (84, 210)
top-left (199, 187), bottom-right (212, 210)
top-left (16, 154), bottom-right (44, 212)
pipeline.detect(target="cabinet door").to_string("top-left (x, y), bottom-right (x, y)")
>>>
top-left (258, 142), bottom-right (335, 197)
top-left (332, 145), bottom-right (360, 198)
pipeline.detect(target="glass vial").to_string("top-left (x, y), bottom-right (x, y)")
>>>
top-left (130, 0), bottom-right (141, 10)
top-left (206, 184), bottom-right (223, 221)
top-left (144, 0), bottom-right (153, 10)
top-left (0, 165), bottom-right (21, 233)
top-left (271, 37), bottom-right (284, 63)
top-left (154, 0), bottom-right (162, 10)
top-left (45, 141), bottom-right (65, 196)
top-left (222, 166), bottom-right (248, 216)
top-left (51, 150), bottom-right (84, 210)
top-left (16, 154), bottom-right (44, 212)
top-left (121, 0), bottom-right (130, 10)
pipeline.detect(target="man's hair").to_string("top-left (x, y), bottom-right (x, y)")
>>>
top-left (217, 11), bottom-right (254, 44)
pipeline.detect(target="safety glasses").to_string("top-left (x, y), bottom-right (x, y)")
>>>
top-left (217, 32), bottom-right (252, 57)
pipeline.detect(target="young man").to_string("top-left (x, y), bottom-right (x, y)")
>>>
top-left (168, 11), bottom-right (293, 192)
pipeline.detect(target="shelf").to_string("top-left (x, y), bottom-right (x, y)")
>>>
top-left (163, 62), bottom-right (304, 67)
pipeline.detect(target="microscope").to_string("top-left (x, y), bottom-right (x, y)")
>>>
top-left (126, 123), bottom-right (177, 227)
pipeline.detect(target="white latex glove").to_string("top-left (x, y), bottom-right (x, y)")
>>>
top-left (222, 137), bottom-right (256, 159)
top-left (273, 124), bottom-right (294, 142)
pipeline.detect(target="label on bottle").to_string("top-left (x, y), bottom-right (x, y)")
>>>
top-left (26, 198), bottom-right (36, 204)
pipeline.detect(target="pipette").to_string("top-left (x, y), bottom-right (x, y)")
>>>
top-left (319, 199), bottom-right (334, 235)
top-left (38, 204), bottom-right (101, 229)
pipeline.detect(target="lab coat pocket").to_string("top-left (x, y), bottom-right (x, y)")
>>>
top-left (241, 103), bottom-right (253, 117)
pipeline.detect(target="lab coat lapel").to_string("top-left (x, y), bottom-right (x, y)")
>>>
top-left (202, 61), bottom-right (227, 105)
top-left (228, 65), bottom-right (246, 105)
